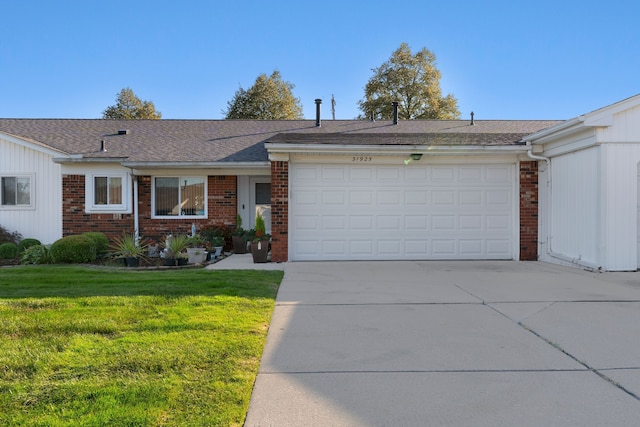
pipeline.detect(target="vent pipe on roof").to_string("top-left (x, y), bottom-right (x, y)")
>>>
top-left (100, 140), bottom-right (107, 152)
top-left (470, 111), bottom-right (475, 126)
top-left (118, 129), bottom-right (130, 135)
top-left (392, 101), bottom-right (399, 125)
top-left (315, 99), bottom-right (322, 127)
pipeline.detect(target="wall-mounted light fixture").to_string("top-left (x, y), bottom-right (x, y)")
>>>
top-left (410, 153), bottom-right (423, 161)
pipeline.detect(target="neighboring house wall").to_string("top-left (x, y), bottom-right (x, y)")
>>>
top-left (0, 135), bottom-right (62, 244)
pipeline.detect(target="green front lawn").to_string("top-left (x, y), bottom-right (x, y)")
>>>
top-left (0, 266), bottom-right (283, 426)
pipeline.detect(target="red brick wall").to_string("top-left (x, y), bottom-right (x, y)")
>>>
top-left (270, 161), bottom-right (289, 262)
top-left (519, 161), bottom-right (538, 261)
top-left (62, 174), bottom-right (135, 237)
top-left (62, 175), bottom-right (238, 244)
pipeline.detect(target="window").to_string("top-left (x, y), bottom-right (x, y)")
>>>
top-left (153, 176), bottom-right (206, 217)
top-left (94, 176), bottom-right (122, 205)
top-left (86, 173), bottom-right (129, 213)
top-left (1, 175), bottom-right (31, 208)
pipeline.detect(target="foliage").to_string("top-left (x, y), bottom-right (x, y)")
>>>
top-left (82, 232), bottom-right (110, 256)
top-left (50, 235), bottom-right (97, 263)
top-left (164, 234), bottom-right (191, 259)
top-left (102, 87), bottom-right (162, 120)
top-left (224, 70), bottom-right (304, 119)
top-left (0, 225), bottom-right (22, 245)
top-left (17, 238), bottom-right (41, 254)
top-left (109, 233), bottom-right (147, 259)
top-left (188, 234), bottom-right (206, 248)
top-left (201, 224), bottom-right (230, 248)
top-left (0, 242), bottom-right (18, 259)
top-left (358, 43), bottom-right (460, 120)
top-left (0, 266), bottom-right (283, 427)
top-left (20, 244), bottom-right (52, 265)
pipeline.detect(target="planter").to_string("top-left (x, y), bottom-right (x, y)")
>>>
top-left (125, 257), bottom-right (140, 267)
top-left (164, 258), bottom-right (176, 266)
top-left (213, 246), bottom-right (223, 258)
top-left (177, 258), bottom-right (188, 266)
top-left (187, 248), bottom-right (207, 264)
top-left (232, 236), bottom-right (247, 254)
top-left (250, 241), bottom-right (269, 263)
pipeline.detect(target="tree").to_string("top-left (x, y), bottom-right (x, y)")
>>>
top-left (358, 43), bottom-right (460, 120)
top-left (224, 71), bottom-right (303, 120)
top-left (102, 88), bottom-right (161, 120)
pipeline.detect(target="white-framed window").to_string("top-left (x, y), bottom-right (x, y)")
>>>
top-left (86, 173), bottom-right (130, 213)
top-left (152, 176), bottom-right (207, 218)
top-left (0, 174), bottom-right (33, 209)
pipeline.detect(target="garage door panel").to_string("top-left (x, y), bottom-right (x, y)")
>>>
top-left (291, 163), bottom-right (515, 261)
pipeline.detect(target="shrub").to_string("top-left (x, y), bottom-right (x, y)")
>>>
top-left (17, 238), bottom-right (41, 254)
top-left (0, 225), bottom-right (22, 245)
top-left (20, 244), bottom-right (53, 265)
top-left (51, 235), bottom-right (97, 264)
top-left (0, 242), bottom-right (18, 259)
top-left (82, 232), bottom-right (110, 256)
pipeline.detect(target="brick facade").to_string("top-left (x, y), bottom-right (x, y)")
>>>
top-left (270, 161), bottom-right (289, 262)
top-left (62, 174), bottom-right (238, 244)
top-left (62, 174), bottom-right (135, 237)
top-left (519, 161), bottom-right (539, 261)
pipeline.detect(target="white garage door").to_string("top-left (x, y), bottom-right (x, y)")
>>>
top-left (290, 163), bottom-right (516, 261)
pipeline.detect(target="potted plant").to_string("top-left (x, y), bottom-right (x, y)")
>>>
top-left (163, 234), bottom-right (190, 266)
top-left (209, 236), bottom-right (225, 259)
top-left (201, 224), bottom-right (230, 259)
top-left (110, 233), bottom-right (147, 267)
top-left (186, 234), bottom-right (208, 264)
top-left (232, 214), bottom-right (248, 254)
top-left (250, 212), bottom-right (270, 263)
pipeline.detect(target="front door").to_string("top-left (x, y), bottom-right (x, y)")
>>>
top-left (250, 177), bottom-right (271, 235)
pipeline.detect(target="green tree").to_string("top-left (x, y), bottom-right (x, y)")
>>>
top-left (102, 88), bottom-right (162, 119)
top-left (224, 71), bottom-right (303, 119)
top-left (358, 43), bottom-right (460, 120)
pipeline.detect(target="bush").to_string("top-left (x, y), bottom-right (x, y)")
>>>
top-left (20, 244), bottom-right (53, 265)
top-left (0, 225), bottom-right (22, 245)
top-left (51, 235), bottom-right (97, 264)
top-left (17, 238), bottom-right (41, 254)
top-left (0, 242), bottom-right (18, 259)
top-left (82, 232), bottom-right (110, 256)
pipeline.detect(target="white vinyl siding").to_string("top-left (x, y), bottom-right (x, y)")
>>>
top-left (0, 135), bottom-right (62, 244)
top-left (290, 163), bottom-right (516, 261)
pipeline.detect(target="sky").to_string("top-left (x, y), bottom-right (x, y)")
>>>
top-left (1, 1), bottom-right (639, 121)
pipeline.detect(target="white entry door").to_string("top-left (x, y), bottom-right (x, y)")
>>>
top-left (290, 163), bottom-right (516, 261)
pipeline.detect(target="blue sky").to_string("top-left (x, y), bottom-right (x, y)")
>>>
top-left (1, 1), bottom-right (638, 121)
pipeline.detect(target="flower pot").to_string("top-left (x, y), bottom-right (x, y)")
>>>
top-left (177, 258), bottom-right (188, 266)
top-left (250, 241), bottom-right (269, 263)
top-left (187, 248), bottom-right (207, 264)
top-left (213, 246), bottom-right (223, 258)
top-left (164, 258), bottom-right (176, 266)
top-left (232, 236), bottom-right (247, 254)
top-left (125, 257), bottom-right (140, 267)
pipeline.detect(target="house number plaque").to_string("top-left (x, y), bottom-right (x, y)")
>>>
top-left (352, 156), bottom-right (373, 162)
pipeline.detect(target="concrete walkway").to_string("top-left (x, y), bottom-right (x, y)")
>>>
top-left (244, 261), bottom-right (640, 426)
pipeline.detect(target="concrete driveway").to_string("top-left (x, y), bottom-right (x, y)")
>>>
top-left (244, 261), bottom-right (640, 426)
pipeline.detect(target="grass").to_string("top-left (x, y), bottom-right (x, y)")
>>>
top-left (0, 265), bottom-right (283, 426)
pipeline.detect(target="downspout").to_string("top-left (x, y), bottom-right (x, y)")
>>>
top-left (133, 175), bottom-right (140, 244)
top-left (526, 144), bottom-right (602, 271)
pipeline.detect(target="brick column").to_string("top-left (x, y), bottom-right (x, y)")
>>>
top-left (270, 161), bottom-right (289, 262)
top-left (519, 161), bottom-right (538, 261)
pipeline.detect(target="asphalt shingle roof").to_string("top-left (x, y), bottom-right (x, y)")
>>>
top-left (0, 119), bottom-right (563, 163)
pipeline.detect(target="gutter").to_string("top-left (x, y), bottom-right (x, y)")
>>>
top-left (266, 143), bottom-right (530, 156)
top-left (526, 143), bottom-right (602, 271)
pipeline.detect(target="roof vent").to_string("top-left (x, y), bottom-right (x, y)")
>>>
top-left (392, 101), bottom-right (399, 125)
top-left (118, 129), bottom-right (130, 135)
top-left (100, 140), bottom-right (107, 152)
top-left (315, 99), bottom-right (322, 127)
top-left (470, 112), bottom-right (475, 126)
